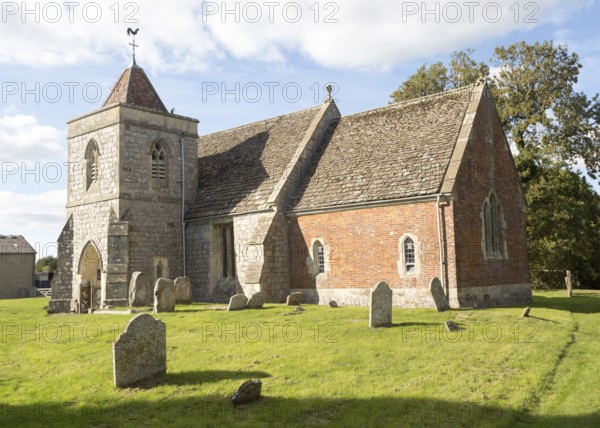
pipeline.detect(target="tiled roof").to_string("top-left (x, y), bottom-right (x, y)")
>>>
top-left (187, 107), bottom-right (322, 219)
top-left (287, 86), bottom-right (473, 211)
top-left (103, 63), bottom-right (168, 113)
top-left (0, 235), bottom-right (36, 254)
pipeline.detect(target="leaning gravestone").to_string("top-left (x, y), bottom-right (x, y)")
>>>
top-left (129, 272), bottom-right (151, 307)
top-left (174, 276), bottom-right (193, 304)
top-left (228, 294), bottom-right (248, 311)
top-left (247, 292), bottom-right (264, 309)
top-left (286, 292), bottom-right (303, 306)
top-left (369, 281), bottom-right (392, 328)
top-left (329, 300), bottom-right (339, 308)
top-left (522, 307), bottom-right (531, 318)
top-left (429, 277), bottom-right (449, 312)
top-left (113, 313), bottom-right (166, 388)
top-left (154, 278), bottom-right (176, 313)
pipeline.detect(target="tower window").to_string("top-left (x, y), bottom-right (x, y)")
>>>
top-left (152, 142), bottom-right (166, 179)
top-left (85, 140), bottom-right (99, 190)
top-left (314, 240), bottom-right (325, 274)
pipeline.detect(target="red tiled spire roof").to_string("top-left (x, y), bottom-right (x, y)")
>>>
top-left (103, 62), bottom-right (168, 113)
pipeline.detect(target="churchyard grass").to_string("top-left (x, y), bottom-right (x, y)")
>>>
top-left (1, 290), bottom-right (599, 427)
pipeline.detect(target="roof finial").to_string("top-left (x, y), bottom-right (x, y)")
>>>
top-left (325, 84), bottom-right (333, 103)
top-left (127, 27), bottom-right (139, 64)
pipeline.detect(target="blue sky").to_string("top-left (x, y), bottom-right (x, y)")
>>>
top-left (0, 0), bottom-right (598, 258)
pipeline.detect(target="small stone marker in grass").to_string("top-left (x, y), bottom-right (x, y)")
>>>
top-left (522, 307), bottom-right (531, 318)
top-left (445, 320), bottom-right (459, 332)
top-left (286, 292), bottom-right (303, 306)
top-left (565, 270), bottom-right (573, 297)
top-left (228, 294), bottom-right (248, 311)
top-left (369, 281), bottom-right (392, 328)
top-left (113, 314), bottom-right (166, 388)
top-left (329, 300), bottom-right (338, 308)
top-left (231, 379), bottom-right (262, 405)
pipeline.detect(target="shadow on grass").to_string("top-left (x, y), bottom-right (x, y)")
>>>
top-left (532, 295), bottom-right (600, 314)
top-left (130, 370), bottom-right (271, 389)
top-left (5, 396), bottom-right (599, 428)
top-left (389, 322), bottom-right (441, 328)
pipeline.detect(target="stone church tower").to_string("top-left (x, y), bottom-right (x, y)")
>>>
top-left (50, 60), bottom-right (198, 312)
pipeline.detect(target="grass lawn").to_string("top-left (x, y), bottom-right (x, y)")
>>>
top-left (1, 290), bottom-right (599, 427)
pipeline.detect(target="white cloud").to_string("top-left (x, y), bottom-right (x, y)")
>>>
top-left (0, 0), bottom-right (593, 72)
top-left (0, 114), bottom-right (64, 163)
top-left (0, 189), bottom-right (66, 257)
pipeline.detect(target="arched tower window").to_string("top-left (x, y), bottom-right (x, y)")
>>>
top-left (151, 142), bottom-right (167, 179)
top-left (85, 140), bottom-right (99, 190)
top-left (404, 237), bottom-right (415, 273)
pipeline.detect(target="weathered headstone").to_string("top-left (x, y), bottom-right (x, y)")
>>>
top-left (369, 281), bottom-right (392, 328)
top-left (286, 292), bottom-right (303, 306)
top-left (113, 313), bottom-right (166, 388)
top-left (129, 272), bottom-right (151, 307)
top-left (228, 294), bottom-right (248, 311)
top-left (445, 320), bottom-right (459, 332)
top-left (154, 278), bottom-right (176, 313)
top-left (565, 270), bottom-right (573, 297)
top-left (78, 281), bottom-right (91, 313)
top-left (231, 379), bottom-right (262, 405)
top-left (295, 306), bottom-right (305, 312)
top-left (522, 307), bottom-right (531, 318)
top-left (429, 277), bottom-right (449, 312)
top-left (174, 276), bottom-right (193, 304)
top-left (329, 300), bottom-right (339, 308)
top-left (247, 292), bottom-right (264, 309)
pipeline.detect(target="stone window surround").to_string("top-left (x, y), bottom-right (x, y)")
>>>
top-left (150, 139), bottom-right (169, 183)
top-left (398, 233), bottom-right (420, 278)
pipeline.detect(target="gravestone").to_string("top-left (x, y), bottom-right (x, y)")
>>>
top-left (329, 300), bottom-right (338, 308)
top-left (228, 294), bottom-right (248, 311)
top-left (129, 272), bottom-right (151, 307)
top-left (113, 313), bottom-right (166, 388)
top-left (429, 277), bottom-right (449, 312)
top-left (369, 281), bottom-right (392, 328)
top-left (247, 292), bottom-right (264, 309)
top-left (522, 307), bottom-right (531, 318)
top-left (445, 320), bottom-right (459, 332)
top-left (295, 306), bottom-right (305, 312)
top-left (231, 379), bottom-right (262, 405)
top-left (565, 271), bottom-right (573, 297)
top-left (154, 278), bottom-right (176, 313)
top-left (286, 292), bottom-right (303, 306)
top-left (174, 276), bottom-right (193, 304)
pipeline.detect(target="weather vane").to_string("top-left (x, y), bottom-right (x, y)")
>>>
top-left (127, 27), bottom-right (139, 63)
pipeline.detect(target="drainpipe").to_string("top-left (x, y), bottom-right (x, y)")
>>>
top-left (180, 133), bottom-right (187, 277)
top-left (436, 193), bottom-right (446, 295)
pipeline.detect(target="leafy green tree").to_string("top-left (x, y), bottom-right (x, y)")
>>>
top-left (36, 256), bottom-right (57, 272)
top-left (526, 167), bottom-right (600, 288)
top-left (390, 49), bottom-right (488, 102)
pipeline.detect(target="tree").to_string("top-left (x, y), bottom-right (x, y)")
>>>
top-left (390, 42), bottom-right (600, 288)
top-left (492, 41), bottom-right (600, 179)
top-left (36, 256), bottom-right (57, 272)
top-left (390, 49), bottom-right (488, 102)
top-left (526, 167), bottom-right (600, 288)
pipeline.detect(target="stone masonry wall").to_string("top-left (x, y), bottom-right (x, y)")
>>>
top-left (0, 254), bottom-right (35, 299)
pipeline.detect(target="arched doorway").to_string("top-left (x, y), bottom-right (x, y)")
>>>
top-left (78, 242), bottom-right (103, 309)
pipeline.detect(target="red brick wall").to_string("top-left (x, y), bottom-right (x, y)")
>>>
top-left (287, 201), bottom-right (457, 291)
top-left (451, 89), bottom-right (530, 289)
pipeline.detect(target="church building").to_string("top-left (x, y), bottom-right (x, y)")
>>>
top-left (49, 60), bottom-right (532, 312)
